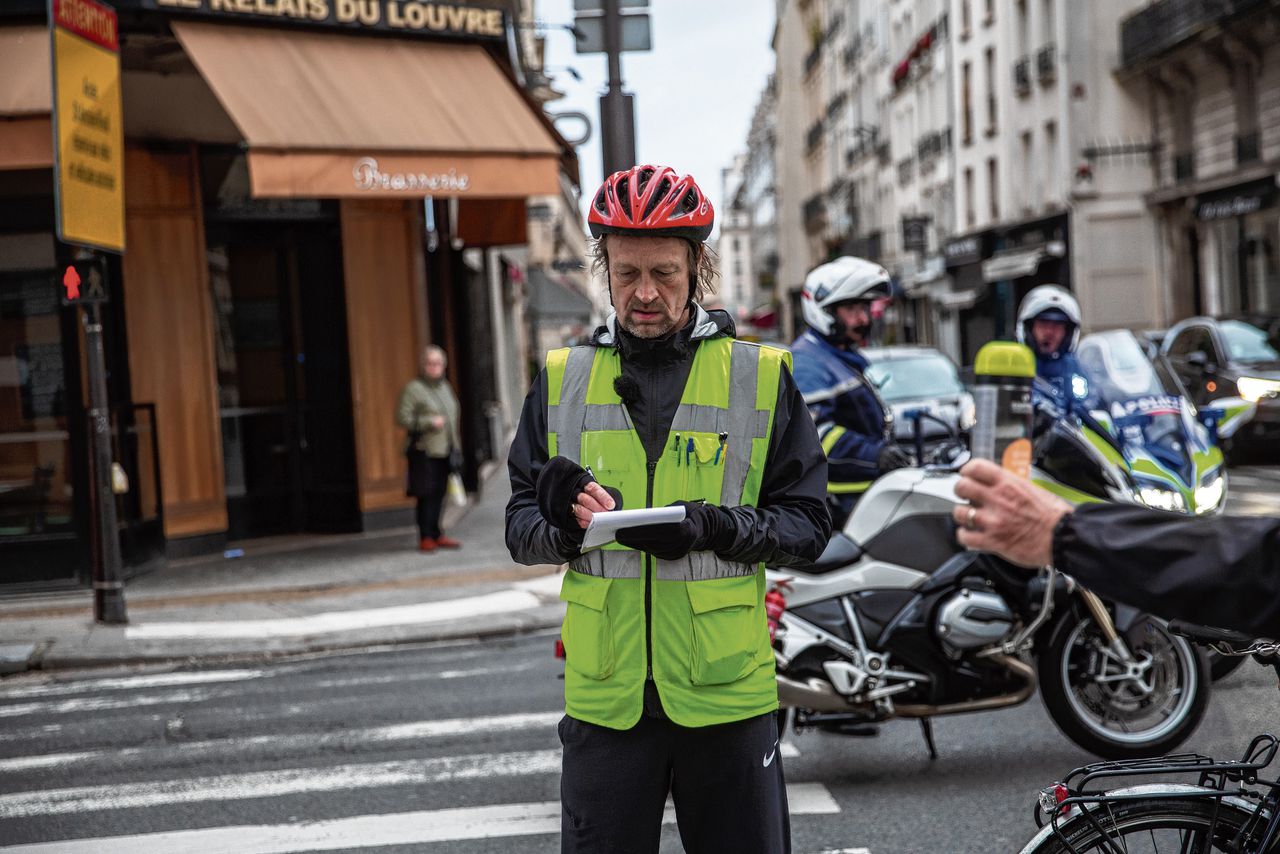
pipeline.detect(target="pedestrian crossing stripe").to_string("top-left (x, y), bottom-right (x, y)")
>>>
top-left (0, 784), bottom-right (840, 852)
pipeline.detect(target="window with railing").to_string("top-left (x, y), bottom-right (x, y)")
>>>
top-left (1236, 131), bottom-right (1260, 165)
top-left (1173, 151), bottom-right (1195, 182)
top-left (1036, 43), bottom-right (1056, 84)
top-left (1013, 57), bottom-right (1031, 96)
top-left (805, 121), bottom-right (824, 154)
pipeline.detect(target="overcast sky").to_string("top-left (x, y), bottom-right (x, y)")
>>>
top-left (537, 0), bottom-right (776, 236)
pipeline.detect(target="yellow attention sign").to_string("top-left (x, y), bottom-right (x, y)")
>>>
top-left (52, 0), bottom-right (125, 253)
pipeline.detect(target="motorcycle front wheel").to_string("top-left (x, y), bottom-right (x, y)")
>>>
top-left (1019, 796), bottom-right (1265, 853)
top-left (1038, 612), bottom-right (1209, 759)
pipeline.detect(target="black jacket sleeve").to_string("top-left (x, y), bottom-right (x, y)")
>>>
top-left (716, 364), bottom-right (832, 567)
top-left (505, 369), bottom-right (588, 566)
top-left (1053, 503), bottom-right (1280, 637)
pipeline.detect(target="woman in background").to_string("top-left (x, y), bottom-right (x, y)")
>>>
top-left (396, 345), bottom-right (462, 552)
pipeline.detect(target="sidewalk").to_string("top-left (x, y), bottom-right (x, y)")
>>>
top-left (0, 460), bottom-right (567, 675)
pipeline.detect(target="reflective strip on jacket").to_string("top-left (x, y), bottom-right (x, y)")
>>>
top-left (545, 336), bottom-right (787, 730)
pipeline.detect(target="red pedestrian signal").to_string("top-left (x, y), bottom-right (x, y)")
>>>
top-left (63, 265), bottom-right (82, 301)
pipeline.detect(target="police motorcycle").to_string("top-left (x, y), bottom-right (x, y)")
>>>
top-left (766, 402), bottom-right (1210, 760)
top-left (1076, 329), bottom-right (1236, 517)
top-left (1064, 330), bottom-right (1256, 681)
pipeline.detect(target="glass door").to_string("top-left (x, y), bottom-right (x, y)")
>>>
top-left (0, 233), bottom-right (82, 587)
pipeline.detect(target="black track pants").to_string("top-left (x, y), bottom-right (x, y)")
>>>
top-left (558, 711), bottom-right (790, 854)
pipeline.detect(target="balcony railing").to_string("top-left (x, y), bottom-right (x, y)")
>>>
top-left (1120, 0), bottom-right (1269, 68)
top-left (1236, 131), bottom-right (1260, 165)
top-left (1173, 151), bottom-right (1195, 182)
top-left (1013, 57), bottom-right (1031, 96)
top-left (1037, 43), bottom-right (1057, 84)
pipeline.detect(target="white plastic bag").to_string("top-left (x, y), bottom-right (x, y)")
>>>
top-left (446, 473), bottom-right (468, 508)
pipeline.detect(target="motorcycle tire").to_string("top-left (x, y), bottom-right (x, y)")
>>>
top-left (1037, 610), bottom-right (1209, 759)
top-left (1206, 648), bottom-right (1247, 682)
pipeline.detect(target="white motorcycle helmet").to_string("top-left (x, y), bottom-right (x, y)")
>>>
top-left (1016, 284), bottom-right (1081, 358)
top-left (801, 256), bottom-right (892, 341)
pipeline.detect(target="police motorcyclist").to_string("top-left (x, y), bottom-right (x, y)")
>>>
top-left (790, 256), bottom-right (911, 525)
top-left (1016, 284), bottom-right (1099, 416)
top-left (954, 457), bottom-right (1280, 638)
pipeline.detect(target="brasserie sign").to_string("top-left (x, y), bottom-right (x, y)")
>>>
top-left (139, 0), bottom-right (507, 39)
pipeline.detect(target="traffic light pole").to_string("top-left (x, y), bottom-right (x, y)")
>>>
top-left (82, 299), bottom-right (127, 624)
top-left (599, 0), bottom-right (636, 175)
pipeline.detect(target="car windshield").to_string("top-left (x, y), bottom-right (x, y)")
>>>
top-left (1077, 331), bottom-right (1168, 401)
top-left (1219, 320), bottom-right (1280, 363)
top-left (865, 354), bottom-right (963, 401)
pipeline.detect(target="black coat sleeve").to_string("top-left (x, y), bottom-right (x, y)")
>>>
top-left (505, 369), bottom-right (587, 566)
top-left (716, 364), bottom-right (833, 567)
top-left (1053, 503), bottom-right (1280, 637)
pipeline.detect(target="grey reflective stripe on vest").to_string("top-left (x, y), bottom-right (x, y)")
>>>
top-left (720, 342), bottom-right (773, 507)
top-left (548, 347), bottom-right (595, 461)
top-left (656, 552), bottom-right (755, 581)
top-left (570, 548), bottom-right (643, 579)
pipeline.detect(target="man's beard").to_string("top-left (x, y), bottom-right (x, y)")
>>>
top-left (622, 305), bottom-right (678, 338)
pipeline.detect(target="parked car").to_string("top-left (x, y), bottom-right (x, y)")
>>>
top-left (862, 345), bottom-right (975, 459)
top-left (1161, 315), bottom-right (1279, 461)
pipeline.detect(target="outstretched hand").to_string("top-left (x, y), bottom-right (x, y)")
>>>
top-left (951, 459), bottom-right (1073, 568)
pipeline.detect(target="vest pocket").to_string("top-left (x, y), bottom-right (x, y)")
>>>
top-left (560, 571), bottom-right (615, 680)
top-left (686, 575), bottom-right (762, 686)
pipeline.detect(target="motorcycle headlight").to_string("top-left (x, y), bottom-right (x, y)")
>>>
top-left (1139, 486), bottom-right (1186, 513)
top-left (1194, 474), bottom-right (1225, 514)
top-left (1237, 376), bottom-right (1280, 403)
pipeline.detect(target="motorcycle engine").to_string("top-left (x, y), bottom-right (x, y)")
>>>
top-left (935, 589), bottom-right (1015, 656)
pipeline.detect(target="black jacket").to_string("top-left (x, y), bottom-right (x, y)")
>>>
top-left (506, 307), bottom-right (832, 568)
top-left (1054, 503), bottom-right (1280, 637)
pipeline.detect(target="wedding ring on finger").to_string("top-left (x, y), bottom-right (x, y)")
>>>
top-left (964, 506), bottom-right (978, 531)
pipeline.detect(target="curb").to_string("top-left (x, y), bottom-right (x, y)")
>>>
top-left (11, 605), bottom-right (566, 674)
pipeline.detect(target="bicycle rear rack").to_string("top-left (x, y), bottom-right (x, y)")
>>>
top-left (1034, 735), bottom-right (1280, 830)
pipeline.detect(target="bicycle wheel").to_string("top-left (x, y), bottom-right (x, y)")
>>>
top-left (1021, 795), bottom-right (1269, 853)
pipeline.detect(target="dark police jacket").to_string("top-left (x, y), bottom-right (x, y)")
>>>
top-left (1055, 504), bottom-right (1280, 637)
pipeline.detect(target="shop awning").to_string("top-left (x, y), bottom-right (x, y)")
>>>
top-left (528, 268), bottom-right (593, 323)
top-left (0, 26), bottom-right (53, 170)
top-left (171, 22), bottom-right (562, 199)
top-left (981, 241), bottom-right (1066, 283)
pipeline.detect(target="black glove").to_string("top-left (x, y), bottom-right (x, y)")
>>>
top-left (876, 442), bottom-right (913, 472)
top-left (535, 456), bottom-right (623, 535)
top-left (615, 501), bottom-right (736, 561)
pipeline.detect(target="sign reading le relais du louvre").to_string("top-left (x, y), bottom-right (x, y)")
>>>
top-left (139, 0), bottom-right (507, 39)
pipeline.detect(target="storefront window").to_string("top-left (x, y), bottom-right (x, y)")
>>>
top-left (1213, 210), bottom-right (1280, 316)
top-left (0, 234), bottom-right (77, 554)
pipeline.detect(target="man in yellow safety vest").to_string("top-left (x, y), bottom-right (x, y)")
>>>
top-left (505, 164), bottom-right (831, 854)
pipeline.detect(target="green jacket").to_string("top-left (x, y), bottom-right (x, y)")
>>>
top-left (548, 329), bottom-right (789, 729)
top-left (396, 377), bottom-right (460, 458)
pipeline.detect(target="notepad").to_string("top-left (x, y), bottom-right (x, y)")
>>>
top-left (581, 506), bottom-right (687, 550)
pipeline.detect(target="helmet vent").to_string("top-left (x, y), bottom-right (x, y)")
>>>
top-left (642, 178), bottom-right (672, 219)
top-left (616, 177), bottom-right (632, 218)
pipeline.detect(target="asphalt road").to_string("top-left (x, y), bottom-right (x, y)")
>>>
top-left (1, 631), bottom-right (1277, 854)
top-left (0, 468), bottom-right (1277, 853)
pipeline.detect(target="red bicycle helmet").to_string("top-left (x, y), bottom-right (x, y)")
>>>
top-left (588, 165), bottom-right (714, 242)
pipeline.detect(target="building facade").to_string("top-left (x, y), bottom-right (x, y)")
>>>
top-left (761, 0), bottom-right (1176, 364)
top-left (0, 1), bottom-right (577, 590)
top-left (1119, 0), bottom-right (1280, 324)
